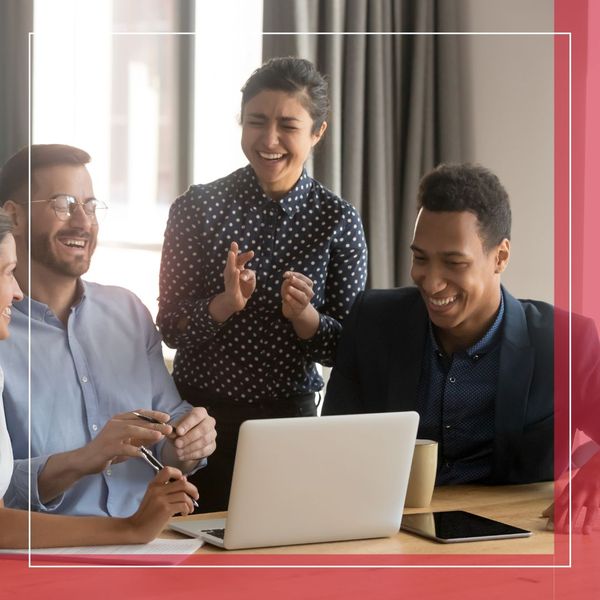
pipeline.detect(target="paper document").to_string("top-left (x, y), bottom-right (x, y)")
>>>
top-left (0, 537), bottom-right (203, 564)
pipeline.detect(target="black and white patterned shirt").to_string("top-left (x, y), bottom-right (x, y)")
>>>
top-left (157, 165), bottom-right (367, 401)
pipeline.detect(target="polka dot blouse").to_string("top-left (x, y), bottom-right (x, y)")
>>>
top-left (157, 165), bottom-right (368, 401)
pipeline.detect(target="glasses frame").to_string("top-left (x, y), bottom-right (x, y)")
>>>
top-left (29, 194), bottom-right (108, 222)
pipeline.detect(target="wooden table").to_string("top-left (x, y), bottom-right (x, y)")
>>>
top-left (168, 482), bottom-right (554, 555)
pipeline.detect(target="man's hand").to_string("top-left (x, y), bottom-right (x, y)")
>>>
top-left (281, 271), bottom-right (320, 339)
top-left (552, 451), bottom-right (600, 534)
top-left (209, 241), bottom-right (256, 322)
top-left (79, 409), bottom-right (172, 474)
top-left (37, 409), bottom-right (173, 504)
top-left (162, 407), bottom-right (217, 471)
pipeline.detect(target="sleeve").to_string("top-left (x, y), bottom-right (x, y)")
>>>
top-left (298, 203), bottom-right (368, 366)
top-left (143, 304), bottom-right (206, 474)
top-left (156, 189), bottom-right (224, 350)
top-left (5, 455), bottom-right (64, 512)
top-left (321, 291), bottom-right (367, 415)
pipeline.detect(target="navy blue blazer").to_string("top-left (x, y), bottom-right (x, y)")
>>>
top-left (323, 286), bottom-right (600, 484)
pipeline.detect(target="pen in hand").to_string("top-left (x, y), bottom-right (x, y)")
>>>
top-left (139, 445), bottom-right (199, 509)
top-left (132, 410), bottom-right (177, 437)
top-left (132, 411), bottom-right (198, 509)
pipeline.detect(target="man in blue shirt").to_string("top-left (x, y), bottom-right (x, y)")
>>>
top-left (323, 163), bottom-right (600, 531)
top-left (0, 144), bottom-right (217, 517)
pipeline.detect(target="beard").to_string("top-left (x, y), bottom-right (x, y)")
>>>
top-left (29, 230), bottom-right (96, 278)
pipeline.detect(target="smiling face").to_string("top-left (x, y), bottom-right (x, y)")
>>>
top-left (28, 164), bottom-right (98, 281)
top-left (410, 208), bottom-right (510, 350)
top-left (241, 89), bottom-right (326, 200)
top-left (0, 233), bottom-right (24, 339)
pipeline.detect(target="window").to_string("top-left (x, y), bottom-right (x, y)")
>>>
top-left (32, 0), bottom-right (263, 341)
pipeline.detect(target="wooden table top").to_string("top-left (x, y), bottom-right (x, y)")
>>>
top-left (167, 482), bottom-right (555, 555)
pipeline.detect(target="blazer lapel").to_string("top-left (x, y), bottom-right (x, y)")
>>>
top-left (492, 289), bottom-right (535, 481)
top-left (387, 293), bottom-right (428, 411)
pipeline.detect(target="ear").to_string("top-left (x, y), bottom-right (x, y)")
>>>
top-left (311, 121), bottom-right (328, 146)
top-left (494, 238), bottom-right (510, 274)
top-left (2, 201), bottom-right (27, 238)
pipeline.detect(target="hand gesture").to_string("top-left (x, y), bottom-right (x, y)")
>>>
top-left (167, 406), bottom-right (217, 463)
top-left (81, 410), bottom-right (172, 474)
top-left (209, 242), bottom-right (256, 322)
top-left (281, 271), bottom-right (314, 321)
top-left (223, 241), bottom-right (256, 311)
top-left (125, 467), bottom-right (199, 543)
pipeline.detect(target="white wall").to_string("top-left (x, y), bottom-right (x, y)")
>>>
top-left (460, 0), bottom-right (554, 303)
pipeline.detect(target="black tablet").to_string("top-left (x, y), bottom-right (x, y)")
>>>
top-left (401, 510), bottom-right (532, 543)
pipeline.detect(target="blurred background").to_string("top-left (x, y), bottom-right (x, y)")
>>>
top-left (1, 0), bottom-right (555, 352)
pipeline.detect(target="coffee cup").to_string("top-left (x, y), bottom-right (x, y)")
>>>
top-left (405, 439), bottom-right (438, 508)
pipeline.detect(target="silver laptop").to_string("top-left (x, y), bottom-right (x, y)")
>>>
top-left (170, 411), bottom-right (419, 550)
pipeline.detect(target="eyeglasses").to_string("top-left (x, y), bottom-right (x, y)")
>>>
top-left (30, 195), bottom-right (108, 222)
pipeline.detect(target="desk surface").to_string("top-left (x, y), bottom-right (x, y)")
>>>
top-left (168, 482), bottom-right (554, 555)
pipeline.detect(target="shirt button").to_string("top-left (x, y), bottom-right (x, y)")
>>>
top-left (81, 375), bottom-right (88, 383)
top-left (444, 424), bottom-right (452, 430)
top-left (92, 424), bottom-right (98, 431)
top-left (448, 376), bottom-right (456, 383)
top-left (473, 354), bottom-right (480, 361)
top-left (106, 469), bottom-right (112, 476)
top-left (445, 461), bottom-right (452, 469)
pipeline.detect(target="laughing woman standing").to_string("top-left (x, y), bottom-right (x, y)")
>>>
top-left (158, 57), bottom-right (367, 511)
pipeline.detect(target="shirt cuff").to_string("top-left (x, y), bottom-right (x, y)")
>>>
top-left (6, 456), bottom-right (65, 512)
top-left (190, 296), bottom-right (226, 337)
top-left (296, 312), bottom-right (340, 366)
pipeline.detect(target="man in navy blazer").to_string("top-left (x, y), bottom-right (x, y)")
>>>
top-left (323, 163), bottom-right (600, 531)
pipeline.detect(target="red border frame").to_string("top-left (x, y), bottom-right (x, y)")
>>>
top-left (2, 1), bottom-right (599, 596)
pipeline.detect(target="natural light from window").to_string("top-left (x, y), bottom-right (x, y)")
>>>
top-left (32, 0), bottom-right (263, 344)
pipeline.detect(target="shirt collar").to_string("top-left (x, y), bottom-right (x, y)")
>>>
top-left (13, 279), bottom-right (88, 321)
top-left (239, 165), bottom-right (312, 216)
top-left (429, 290), bottom-right (505, 359)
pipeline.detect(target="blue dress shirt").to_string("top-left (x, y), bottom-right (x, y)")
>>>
top-left (0, 281), bottom-right (195, 517)
top-left (417, 292), bottom-right (505, 484)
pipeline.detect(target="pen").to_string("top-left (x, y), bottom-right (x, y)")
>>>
top-left (132, 411), bottom-right (177, 437)
top-left (139, 445), bottom-right (199, 509)
top-left (132, 411), bottom-right (165, 425)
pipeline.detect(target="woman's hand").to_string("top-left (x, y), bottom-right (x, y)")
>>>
top-left (209, 241), bottom-right (256, 323)
top-left (124, 467), bottom-right (199, 543)
top-left (281, 271), bottom-right (320, 339)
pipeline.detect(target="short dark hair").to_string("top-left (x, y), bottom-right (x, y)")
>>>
top-left (0, 208), bottom-right (13, 245)
top-left (0, 144), bottom-right (91, 206)
top-left (241, 57), bottom-right (330, 134)
top-left (417, 163), bottom-right (512, 251)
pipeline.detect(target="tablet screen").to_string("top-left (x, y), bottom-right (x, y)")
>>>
top-left (401, 510), bottom-right (532, 543)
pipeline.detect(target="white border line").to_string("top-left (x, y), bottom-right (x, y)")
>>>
top-left (25, 29), bottom-right (571, 570)
top-left (27, 30), bottom-right (33, 567)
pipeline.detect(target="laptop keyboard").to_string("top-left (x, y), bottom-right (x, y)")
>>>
top-left (202, 528), bottom-right (225, 540)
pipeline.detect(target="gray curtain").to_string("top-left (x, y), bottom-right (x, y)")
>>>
top-left (263, 0), bottom-right (468, 288)
top-left (0, 0), bottom-right (33, 165)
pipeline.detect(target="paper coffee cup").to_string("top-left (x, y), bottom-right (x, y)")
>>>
top-left (405, 439), bottom-right (438, 508)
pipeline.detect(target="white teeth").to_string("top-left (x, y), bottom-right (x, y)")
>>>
top-left (429, 296), bottom-right (457, 307)
top-left (2, 307), bottom-right (11, 318)
top-left (259, 152), bottom-right (284, 160)
top-left (62, 239), bottom-right (86, 248)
